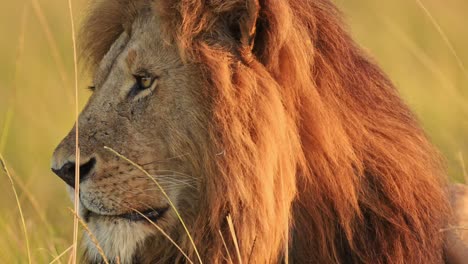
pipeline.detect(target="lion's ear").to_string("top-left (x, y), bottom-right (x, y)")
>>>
top-left (238, 0), bottom-right (260, 51)
top-left (222, 0), bottom-right (260, 55)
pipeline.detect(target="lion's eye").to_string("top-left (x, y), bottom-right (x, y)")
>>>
top-left (128, 73), bottom-right (158, 98)
top-left (135, 74), bottom-right (155, 90)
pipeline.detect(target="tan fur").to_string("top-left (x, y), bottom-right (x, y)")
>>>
top-left (51, 0), bottom-right (458, 263)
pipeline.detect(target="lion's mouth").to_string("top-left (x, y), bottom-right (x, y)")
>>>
top-left (117, 207), bottom-right (169, 222)
top-left (76, 192), bottom-right (170, 223)
top-left (84, 206), bottom-right (169, 223)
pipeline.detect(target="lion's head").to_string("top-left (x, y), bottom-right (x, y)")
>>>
top-left (52, 0), bottom-right (450, 263)
top-left (51, 3), bottom-right (211, 263)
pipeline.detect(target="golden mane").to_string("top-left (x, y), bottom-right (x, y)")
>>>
top-left (80, 0), bottom-right (450, 263)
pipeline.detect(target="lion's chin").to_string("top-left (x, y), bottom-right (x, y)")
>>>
top-left (82, 207), bottom-right (167, 264)
top-left (83, 215), bottom-right (158, 264)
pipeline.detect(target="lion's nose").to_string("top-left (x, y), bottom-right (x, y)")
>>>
top-left (52, 158), bottom-right (96, 188)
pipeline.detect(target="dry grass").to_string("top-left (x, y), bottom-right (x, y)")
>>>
top-left (66, 0), bottom-right (80, 262)
top-left (226, 215), bottom-right (242, 264)
top-left (48, 245), bottom-right (73, 264)
top-left (219, 230), bottom-right (234, 263)
top-left (0, 154), bottom-right (31, 264)
top-left (0, 0), bottom-right (466, 262)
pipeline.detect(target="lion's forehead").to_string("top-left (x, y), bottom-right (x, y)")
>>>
top-left (94, 32), bottom-right (130, 87)
top-left (93, 13), bottom-right (175, 89)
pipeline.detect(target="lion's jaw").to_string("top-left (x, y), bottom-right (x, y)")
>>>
top-left (52, 10), bottom-right (206, 264)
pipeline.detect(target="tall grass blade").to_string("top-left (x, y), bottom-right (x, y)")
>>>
top-left (218, 230), bottom-right (234, 264)
top-left (31, 0), bottom-right (70, 90)
top-left (49, 245), bottom-right (73, 264)
top-left (0, 109), bottom-right (14, 154)
top-left (414, 0), bottom-right (468, 79)
top-left (226, 215), bottom-right (242, 264)
top-left (1, 4), bottom-right (28, 152)
top-left (67, 0), bottom-right (80, 263)
top-left (0, 154), bottom-right (31, 264)
top-left (383, 18), bottom-right (468, 114)
top-left (14, 172), bottom-right (55, 235)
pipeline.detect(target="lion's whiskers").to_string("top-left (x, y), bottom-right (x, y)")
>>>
top-left (144, 169), bottom-right (199, 179)
top-left (138, 153), bottom-right (191, 166)
top-left (112, 182), bottom-right (196, 198)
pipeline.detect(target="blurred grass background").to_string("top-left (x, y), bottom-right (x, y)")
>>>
top-left (0, 0), bottom-right (466, 262)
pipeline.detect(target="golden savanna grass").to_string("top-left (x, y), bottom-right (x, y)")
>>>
top-left (0, 0), bottom-right (467, 262)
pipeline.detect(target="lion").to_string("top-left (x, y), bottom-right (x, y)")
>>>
top-left (50, 0), bottom-right (468, 263)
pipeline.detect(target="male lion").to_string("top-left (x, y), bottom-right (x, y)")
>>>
top-left (51, 0), bottom-right (468, 263)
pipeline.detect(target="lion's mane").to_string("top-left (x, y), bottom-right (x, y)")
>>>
top-left (80, 0), bottom-right (450, 263)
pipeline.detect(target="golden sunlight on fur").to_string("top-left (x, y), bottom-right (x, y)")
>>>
top-left (49, 0), bottom-right (468, 263)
